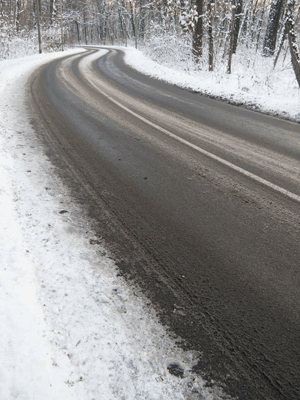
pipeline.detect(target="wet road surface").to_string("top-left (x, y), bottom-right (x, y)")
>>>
top-left (29, 48), bottom-right (300, 400)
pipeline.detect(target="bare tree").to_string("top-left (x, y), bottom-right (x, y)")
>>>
top-left (232, 0), bottom-right (242, 53)
top-left (193, 0), bottom-right (203, 62)
top-left (60, 0), bottom-right (64, 50)
top-left (207, 0), bottom-right (214, 71)
top-left (227, 0), bottom-right (236, 73)
top-left (36, 0), bottom-right (42, 53)
top-left (286, 0), bottom-right (300, 86)
top-left (263, 0), bottom-right (285, 56)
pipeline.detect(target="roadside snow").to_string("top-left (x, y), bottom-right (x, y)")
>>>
top-left (123, 47), bottom-right (300, 123)
top-left (0, 50), bottom-right (227, 399)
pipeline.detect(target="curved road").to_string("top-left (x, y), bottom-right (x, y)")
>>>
top-left (29, 48), bottom-right (300, 400)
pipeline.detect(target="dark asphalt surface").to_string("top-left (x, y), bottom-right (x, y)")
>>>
top-left (29, 48), bottom-right (300, 399)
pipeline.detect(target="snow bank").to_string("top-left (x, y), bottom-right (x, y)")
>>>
top-left (123, 46), bottom-right (300, 123)
top-left (0, 49), bottom-right (86, 400)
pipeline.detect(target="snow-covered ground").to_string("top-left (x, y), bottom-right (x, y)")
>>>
top-left (0, 50), bottom-right (232, 399)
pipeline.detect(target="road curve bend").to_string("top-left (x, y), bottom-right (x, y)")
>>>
top-left (29, 48), bottom-right (300, 400)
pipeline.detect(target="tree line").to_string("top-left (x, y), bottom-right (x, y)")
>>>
top-left (1, 0), bottom-right (300, 82)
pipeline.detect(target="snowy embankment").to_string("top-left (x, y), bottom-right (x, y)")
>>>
top-left (123, 47), bottom-right (300, 123)
top-left (0, 50), bottom-right (227, 399)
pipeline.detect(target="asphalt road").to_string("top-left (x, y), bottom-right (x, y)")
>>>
top-left (29, 48), bottom-right (300, 400)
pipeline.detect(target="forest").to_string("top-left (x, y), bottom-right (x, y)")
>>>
top-left (1, 0), bottom-right (300, 84)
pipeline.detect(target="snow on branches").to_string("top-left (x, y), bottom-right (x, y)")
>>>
top-left (180, 3), bottom-right (199, 34)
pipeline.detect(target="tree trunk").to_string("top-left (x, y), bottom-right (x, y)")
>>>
top-left (36, 0), bottom-right (42, 53)
top-left (193, 0), bottom-right (203, 62)
top-left (273, 16), bottom-right (287, 67)
top-left (263, 0), bottom-right (284, 56)
top-left (60, 0), bottom-right (64, 50)
top-left (49, 0), bottom-right (54, 24)
top-left (286, 0), bottom-right (300, 86)
top-left (83, 12), bottom-right (88, 45)
top-left (232, 0), bottom-right (242, 53)
top-left (227, 0), bottom-right (236, 73)
top-left (207, 0), bottom-right (214, 71)
top-left (15, 0), bottom-right (21, 32)
top-left (76, 21), bottom-right (81, 44)
top-left (255, 0), bottom-right (267, 52)
top-left (104, 11), bottom-right (108, 45)
top-left (129, 0), bottom-right (137, 48)
top-left (139, 0), bottom-right (145, 40)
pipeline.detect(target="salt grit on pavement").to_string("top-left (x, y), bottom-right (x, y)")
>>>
top-left (0, 50), bottom-right (227, 399)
